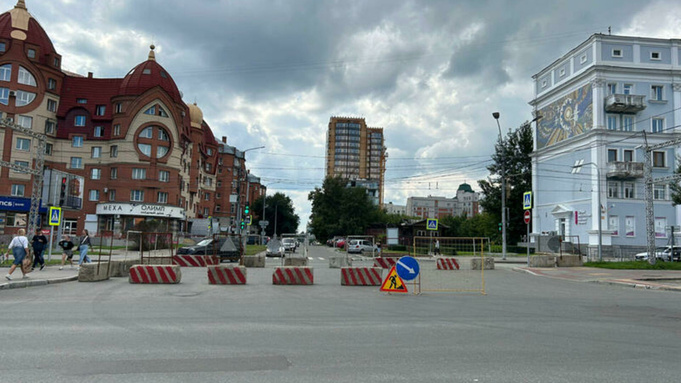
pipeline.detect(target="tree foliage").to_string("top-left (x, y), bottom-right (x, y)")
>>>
top-left (252, 192), bottom-right (299, 237)
top-left (308, 176), bottom-right (382, 240)
top-left (478, 121), bottom-right (533, 244)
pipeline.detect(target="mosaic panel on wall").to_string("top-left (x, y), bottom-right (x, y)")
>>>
top-left (537, 83), bottom-right (593, 149)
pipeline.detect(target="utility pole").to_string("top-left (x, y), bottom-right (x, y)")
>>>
top-left (493, 112), bottom-right (507, 260)
top-left (0, 117), bottom-right (46, 241)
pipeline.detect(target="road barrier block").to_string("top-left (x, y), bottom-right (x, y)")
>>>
top-left (78, 262), bottom-right (110, 282)
top-left (273, 267), bottom-right (314, 285)
top-left (207, 265), bottom-right (247, 285)
top-left (470, 257), bottom-right (495, 270)
top-left (243, 255), bottom-right (265, 268)
top-left (373, 257), bottom-right (399, 269)
top-left (284, 257), bottom-right (308, 266)
top-left (129, 265), bottom-right (181, 284)
top-left (341, 267), bottom-right (383, 286)
top-left (329, 255), bottom-right (352, 269)
top-left (109, 259), bottom-right (140, 277)
top-left (173, 254), bottom-right (219, 267)
top-left (436, 257), bottom-right (460, 270)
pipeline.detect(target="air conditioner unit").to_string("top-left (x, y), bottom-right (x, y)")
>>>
top-left (103, 187), bottom-right (108, 193)
top-left (8, 90), bottom-right (15, 97)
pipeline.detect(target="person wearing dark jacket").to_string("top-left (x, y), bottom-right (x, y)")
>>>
top-left (32, 228), bottom-right (48, 271)
top-left (58, 235), bottom-right (75, 270)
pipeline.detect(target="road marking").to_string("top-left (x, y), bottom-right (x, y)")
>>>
top-left (308, 257), bottom-right (313, 260)
top-left (318, 257), bottom-right (325, 260)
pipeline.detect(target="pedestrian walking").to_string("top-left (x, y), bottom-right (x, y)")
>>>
top-left (434, 239), bottom-right (440, 255)
top-left (78, 229), bottom-right (92, 266)
top-left (4, 229), bottom-right (30, 280)
top-left (31, 228), bottom-right (48, 271)
top-left (58, 235), bottom-right (75, 270)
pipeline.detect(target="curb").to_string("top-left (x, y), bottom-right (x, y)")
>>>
top-left (0, 275), bottom-right (78, 290)
top-left (512, 267), bottom-right (681, 292)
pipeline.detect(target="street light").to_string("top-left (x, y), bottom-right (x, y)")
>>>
top-left (572, 162), bottom-right (602, 261)
top-left (492, 112), bottom-right (507, 260)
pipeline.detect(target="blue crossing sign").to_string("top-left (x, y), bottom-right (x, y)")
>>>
top-left (48, 206), bottom-right (62, 226)
top-left (523, 192), bottom-right (532, 210)
top-left (396, 256), bottom-right (420, 281)
top-left (426, 218), bottom-right (438, 231)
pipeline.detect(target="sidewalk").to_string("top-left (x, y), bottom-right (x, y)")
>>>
top-left (0, 264), bottom-right (79, 290)
top-left (513, 266), bottom-right (681, 291)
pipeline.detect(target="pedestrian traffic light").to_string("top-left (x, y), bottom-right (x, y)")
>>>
top-left (59, 177), bottom-right (67, 206)
top-left (240, 220), bottom-right (245, 230)
top-left (244, 203), bottom-right (250, 215)
top-left (498, 222), bottom-right (502, 232)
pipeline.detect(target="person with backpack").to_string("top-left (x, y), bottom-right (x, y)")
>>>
top-left (32, 228), bottom-right (48, 271)
top-left (58, 235), bottom-right (75, 270)
top-left (4, 229), bottom-right (30, 280)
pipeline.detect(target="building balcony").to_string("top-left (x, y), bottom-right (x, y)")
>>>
top-left (604, 94), bottom-right (646, 113)
top-left (606, 161), bottom-right (644, 180)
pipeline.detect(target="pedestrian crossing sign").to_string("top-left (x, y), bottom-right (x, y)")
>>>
top-left (426, 218), bottom-right (438, 231)
top-left (380, 266), bottom-right (408, 293)
top-left (523, 192), bottom-right (532, 210)
top-left (48, 206), bottom-right (62, 226)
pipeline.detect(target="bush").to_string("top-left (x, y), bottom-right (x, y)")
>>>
top-left (388, 244), bottom-right (407, 251)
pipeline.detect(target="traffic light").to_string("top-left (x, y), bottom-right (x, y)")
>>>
top-left (240, 220), bottom-right (245, 230)
top-left (244, 203), bottom-right (250, 215)
top-left (498, 222), bottom-right (502, 232)
top-left (59, 177), bottom-right (67, 206)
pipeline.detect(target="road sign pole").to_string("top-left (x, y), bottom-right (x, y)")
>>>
top-left (527, 220), bottom-right (530, 267)
top-left (48, 225), bottom-right (54, 262)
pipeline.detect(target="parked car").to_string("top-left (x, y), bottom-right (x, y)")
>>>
top-left (335, 238), bottom-right (346, 248)
top-left (177, 236), bottom-right (240, 262)
top-left (266, 239), bottom-right (285, 257)
top-left (347, 239), bottom-right (377, 254)
top-left (282, 238), bottom-right (297, 252)
top-left (634, 246), bottom-right (681, 262)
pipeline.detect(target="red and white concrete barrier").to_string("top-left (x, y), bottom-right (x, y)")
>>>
top-left (207, 265), bottom-right (247, 285)
top-left (129, 265), bottom-right (182, 284)
top-left (173, 255), bottom-right (219, 267)
top-left (373, 257), bottom-right (398, 269)
top-left (341, 267), bottom-right (383, 286)
top-left (436, 257), bottom-right (460, 270)
top-left (272, 267), bottom-right (314, 285)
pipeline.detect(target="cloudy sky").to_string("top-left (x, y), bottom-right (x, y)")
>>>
top-left (19, 0), bottom-right (681, 228)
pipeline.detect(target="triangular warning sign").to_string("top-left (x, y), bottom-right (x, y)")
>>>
top-left (380, 266), bottom-right (408, 293)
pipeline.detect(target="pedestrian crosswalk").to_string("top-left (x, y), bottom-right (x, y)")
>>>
top-left (306, 257), bottom-right (326, 260)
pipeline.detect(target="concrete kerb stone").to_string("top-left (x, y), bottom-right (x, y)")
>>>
top-left (556, 254), bottom-right (583, 267)
top-left (243, 254), bottom-right (265, 268)
top-left (78, 262), bottom-right (111, 282)
top-left (470, 257), bottom-right (495, 270)
top-left (284, 257), bottom-right (308, 266)
top-left (329, 255), bottom-right (352, 268)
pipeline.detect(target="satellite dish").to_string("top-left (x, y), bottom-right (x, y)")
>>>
top-left (547, 235), bottom-right (561, 253)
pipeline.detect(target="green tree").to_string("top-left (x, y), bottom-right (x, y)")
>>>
top-left (308, 176), bottom-right (381, 240)
top-left (252, 192), bottom-right (300, 237)
top-left (478, 120), bottom-right (533, 245)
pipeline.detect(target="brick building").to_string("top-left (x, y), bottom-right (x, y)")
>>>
top-left (0, 1), bottom-right (263, 236)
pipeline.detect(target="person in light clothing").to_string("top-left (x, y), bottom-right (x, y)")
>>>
top-left (4, 229), bottom-right (30, 280)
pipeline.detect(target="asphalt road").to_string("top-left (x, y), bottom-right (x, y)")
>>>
top-left (1, 245), bottom-right (680, 383)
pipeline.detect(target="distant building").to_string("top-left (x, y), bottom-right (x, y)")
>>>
top-left (384, 202), bottom-right (406, 215)
top-left (405, 183), bottom-right (479, 219)
top-left (325, 117), bottom-right (386, 205)
top-left (0, 1), bottom-right (262, 236)
top-left (530, 33), bottom-right (681, 253)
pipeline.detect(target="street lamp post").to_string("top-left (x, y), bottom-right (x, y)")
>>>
top-left (236, 146), bottom-right (265, 235)
top-left (492, 112), bottom-right (507, 260)
top-left (572, 162), bottom-right (602, 261)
